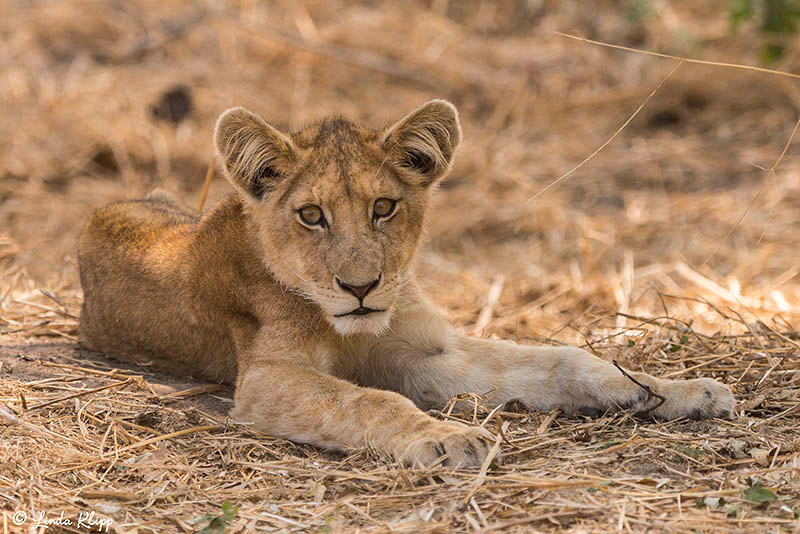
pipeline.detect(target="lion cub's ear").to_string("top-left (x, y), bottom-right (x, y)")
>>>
top-left (382, 99), bottom-right (462, 187)
top-left (214, 107), bottom-right (296, 201)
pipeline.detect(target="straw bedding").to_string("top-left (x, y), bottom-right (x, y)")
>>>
top-left (1, 1), bottom-right (798, 532)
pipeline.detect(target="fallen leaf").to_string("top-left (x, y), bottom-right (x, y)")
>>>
top-left (738, 395), bottom-right (766, 412)
top-left (726, 439), bottom-right (748, 459)
top-left (749, 447), bottom-right (771, 466)
top-left (742, 484), bottom-right (777, 503)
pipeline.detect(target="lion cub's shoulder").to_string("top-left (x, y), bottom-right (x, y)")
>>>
top-left (80, 189), bottom-right (199, 249)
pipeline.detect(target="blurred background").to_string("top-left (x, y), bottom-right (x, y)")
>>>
top-left (2, 0), bottom-right (799, 347)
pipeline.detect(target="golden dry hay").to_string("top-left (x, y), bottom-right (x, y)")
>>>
top-left (1, 1), bottom-right (799, 532)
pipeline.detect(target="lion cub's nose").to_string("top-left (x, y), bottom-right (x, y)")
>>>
top-left (336, 275), bottom-right (381, 301)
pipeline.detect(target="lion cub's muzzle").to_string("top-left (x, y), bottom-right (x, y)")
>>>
top-left (334, 274), bottom-right (383, 316)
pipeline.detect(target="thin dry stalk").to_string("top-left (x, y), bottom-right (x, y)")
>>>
top-left (529, 60), bottom-right (683, 202)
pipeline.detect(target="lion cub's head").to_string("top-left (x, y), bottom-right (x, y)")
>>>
top-left (214, 100), bottom-right (461, 336)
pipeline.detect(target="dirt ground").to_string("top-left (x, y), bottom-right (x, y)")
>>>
top-left (1, 0), bottom-right (799, 532)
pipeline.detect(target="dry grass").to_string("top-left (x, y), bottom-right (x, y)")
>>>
top-left (1, 0), bottom-right (799, 532)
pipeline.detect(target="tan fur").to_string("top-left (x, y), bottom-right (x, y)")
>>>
top-left (78, 100), bottom-right (735, 468)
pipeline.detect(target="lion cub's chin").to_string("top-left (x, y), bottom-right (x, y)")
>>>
top-left (330, 310), bottom-right (392, 337)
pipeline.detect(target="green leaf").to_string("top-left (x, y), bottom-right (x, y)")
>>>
top-left (623, 0), bottom-right (656, 23)
top-left (729, 0), bottom-right (755, 29)
top-left (199, 501), bottom-right (239, 534)
top-left (742, 484), bottom-right (777, 503)
top-left (761, 42), bottom-right (786, 63)
top-left (675, 443), bottom-right (704, 459)
top-left (594, 440), bottom-right (623, 450)
top-left (762, 0), bottom-right (800, 33)
top-left (220, 502), bottom-right (238, 522)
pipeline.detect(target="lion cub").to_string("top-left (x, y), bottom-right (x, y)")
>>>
top-left (79, 100), bottom-right (734, 467)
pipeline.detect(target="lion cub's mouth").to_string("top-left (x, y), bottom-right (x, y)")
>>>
top-left (335, 307), bottom-right (384, 317)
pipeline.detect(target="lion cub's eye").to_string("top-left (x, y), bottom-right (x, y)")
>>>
top-left (373, 198), bottom-right (397, 220)
top-left (298, 205), bottom-right (325, 227)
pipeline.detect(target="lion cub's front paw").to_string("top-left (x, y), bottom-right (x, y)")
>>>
top-left (654, 378), bottom-right (735, 420)
top-left (398, 423), bottom-right (493, 468)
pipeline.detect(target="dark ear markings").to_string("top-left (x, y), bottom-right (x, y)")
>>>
top-left (400, 148), bottom-right (437, 176)
top-left (248, 162), bottom-right (283, 199)
top-left (219, 149), bottom-right (278, 200)
top-left (248, 170), bottom-right (273, 199)
top-left (214, 107), bottom-right (296, 201)
top-left (382, 99), bottom-right (462, 187)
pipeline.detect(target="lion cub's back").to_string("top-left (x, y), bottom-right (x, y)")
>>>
top-left (78, 195), bottom-right (237, 382)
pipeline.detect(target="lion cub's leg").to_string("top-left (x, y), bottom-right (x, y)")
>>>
top-left (359, 302), bottom-right (734, 420)
top-left (366, 338), bottom-right (734, 419)
top-left (483, 343), bottom-right (732, 419)
top-left (231, 358), bottom-right (492, 468)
